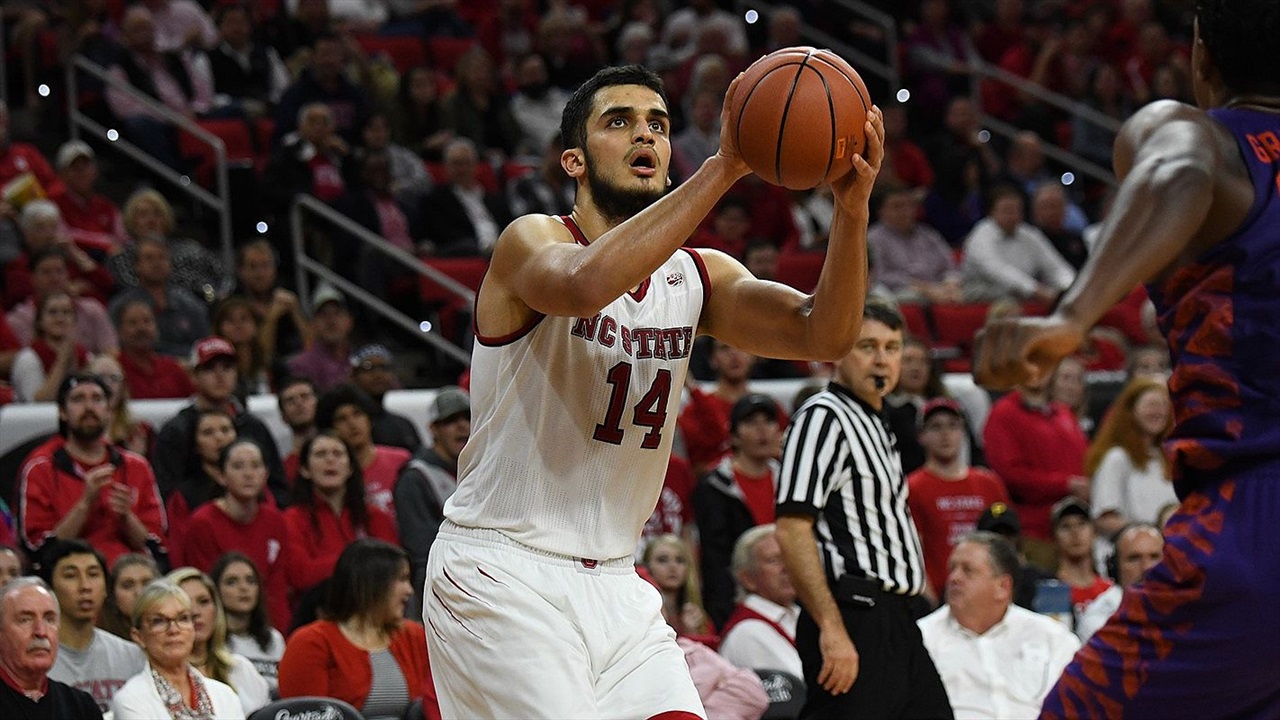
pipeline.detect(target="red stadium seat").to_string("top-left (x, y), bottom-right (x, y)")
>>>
top-left (776, 252), bottom-right (825, 293)
top-left (420, 257), bottom-right (488, 341)
top-left (899, 303), bottom-right (931, 341)
top-left (178, 119), bottom-right (256, 187)
top-left (354, 35), bottom-right (427, 73)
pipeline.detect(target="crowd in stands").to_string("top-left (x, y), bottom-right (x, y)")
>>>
top-left (0, 0), bottom-right (1197, 717)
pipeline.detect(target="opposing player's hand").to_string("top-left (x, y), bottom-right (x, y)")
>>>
top-left (714, 73), bottom-right (751, 178)
top-left (830, 105), bottom-right (884, 215)
top-left (972, 314), bottom-right (1087, 390)
top-left (817, 622), bottom-right (859, 694)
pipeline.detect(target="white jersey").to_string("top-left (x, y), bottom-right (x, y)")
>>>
top-left (445, 217), bottom-right (709, 559)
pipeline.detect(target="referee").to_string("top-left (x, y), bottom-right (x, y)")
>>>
top-left (775, 300), bottom-right (952, 719)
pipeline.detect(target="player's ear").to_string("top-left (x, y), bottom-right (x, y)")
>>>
top-left (562, 149), bottom-right (586, 178)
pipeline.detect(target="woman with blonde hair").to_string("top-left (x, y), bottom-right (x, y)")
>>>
top-left (1084, 377), bottom-right (1177, 537)
top-left (112, 579), bottom-right (245, 719)
top-left (642, 534), bottom-right (713, 639)
top-left (113, 189), bottom-right (230, 302)
top-left (167, 567), bottom-right (270, 715)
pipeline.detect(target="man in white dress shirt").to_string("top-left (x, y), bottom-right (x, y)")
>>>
top-left (718, 524), bottom-right (803, 679)
top-left (918, 532), bottom-right (1080, 720)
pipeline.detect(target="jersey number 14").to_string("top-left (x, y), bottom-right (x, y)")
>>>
top-left (593, 362), bottom-right (672, 449)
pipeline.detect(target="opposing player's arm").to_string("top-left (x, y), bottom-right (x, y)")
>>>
top-left (974, 101), bottom-right (1240, 388)
top-left (699, 107), bottom-right (883, 361)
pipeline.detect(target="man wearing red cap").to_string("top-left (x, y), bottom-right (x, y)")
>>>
top-left (906, 398), bottom-right (1010, 602)
top-left (152, 337), bottom-right (287, 504)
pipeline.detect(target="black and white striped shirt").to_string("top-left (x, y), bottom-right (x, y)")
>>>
top-left (776, 382), bottom-right (926, 596)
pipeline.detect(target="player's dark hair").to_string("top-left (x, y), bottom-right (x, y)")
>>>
top-left (1196, 0), bottom-right (1280, 94)
top-left (959, 531), bottom-right (1021, 580)
top-left (560, 65), bottom-right (668, 151)
top-left (324, 539), bottom-right (409, 628)
top-left (863, 298), bottom-right (905, 331)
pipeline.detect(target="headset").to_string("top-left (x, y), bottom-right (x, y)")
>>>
top-left (1105, 521), bottom-right (1162, 583)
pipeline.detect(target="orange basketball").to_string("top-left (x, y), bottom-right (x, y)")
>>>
top-left (728, 47), bottom-right (871, 190)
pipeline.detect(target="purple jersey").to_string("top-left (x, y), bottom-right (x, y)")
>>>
top-left (1146, 108), bottom-right (1280, 494)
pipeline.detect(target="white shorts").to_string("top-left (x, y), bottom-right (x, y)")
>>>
top-left (424, 521), bottom-right (705, 720)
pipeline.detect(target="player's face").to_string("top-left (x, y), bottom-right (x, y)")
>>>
top-left (945, 542), bottom-right (1007, 616)
top-left (645, 543), bottom-right (688, 593)
top-left (744, 536), bottom-right (795, 606)
top-left (51, 554), bottom-right (106, 624)
top-left (1116, 528), bottom-right (1164, 588)
top-left (836, 319), bottom-right (903, 407)
top-left (1133, 387), bottom-right (1171, 439)
top-left (577, 84), bottom-right (671, 222)
top-left (919, 411), bottom-right (965, 463)
top-left (217, 561), bottom-right (260, 617)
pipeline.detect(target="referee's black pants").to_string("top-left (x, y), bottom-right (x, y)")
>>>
top-left (796, 594), bottom-right (953, 720)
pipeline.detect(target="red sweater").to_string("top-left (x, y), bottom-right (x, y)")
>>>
top-left (282, 499), bottom-right (398, 589)
top-left (182, 501), bottom-right (297, 630)
top-left (982, 392), bottom-right (1087, 541)
top-left (120, 349), bottom-right (196, 400)
top-left (18, 436), bottom-right (166, 566)
top-left (278, 620), bottom-right (440, 720)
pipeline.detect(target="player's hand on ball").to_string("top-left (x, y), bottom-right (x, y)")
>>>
top-left (972, 314), bottom-right (1087, 390)
top-left (714, 73), bottom-right (751, 178)
top-left (830, 104), bottom-right (884, 213)
top-left (817, 623), bottom-right (859, 694)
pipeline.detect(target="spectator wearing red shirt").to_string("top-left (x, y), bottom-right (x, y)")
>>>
top-left (983, 379), bottom-right (1089, 571)
top-left (182, 439), bottom-right (297, 630)
top-left (18, 373), bottom-right (167, 567)
top-left (693, 393), bottom-right (783, 629)
top-left (315, 385), bottom-right (410, 523)
top-left (48, 141), bottom-right (127, 249)
top-left (113, 298), bottom-right (196, 400)
top-left (679, 340), bottom-right (758, 476)
top-left (282, 433), bottom-right (398, 592)
top-left (907, 398), bottom-right (1011, 600)
top-left (0, 101), bottom-right (61, 199)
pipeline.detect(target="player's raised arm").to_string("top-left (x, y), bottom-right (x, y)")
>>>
top-left (696, 106), bottom-right (885, 362)
top-left (973, 100), bottom-right (1240, 389)
top-left (484, 73), bottom-right (752, 323)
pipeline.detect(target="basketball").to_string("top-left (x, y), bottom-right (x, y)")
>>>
top-left (728, 47), bottom-right (871, 190)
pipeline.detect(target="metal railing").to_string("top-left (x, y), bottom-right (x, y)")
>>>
top-left (968, 59), bottom-right (1120, 186)
top-left (290, 194), bottom-right (473, 365)
top-left (65, 55), bottom-right (234, 269)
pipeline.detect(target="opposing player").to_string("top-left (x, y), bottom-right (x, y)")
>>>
top-left (973, 2), bottom-right (1280, 716)
top-left (424, 65), bottom-right (883, 718)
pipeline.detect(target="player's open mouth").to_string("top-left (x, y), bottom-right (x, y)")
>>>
top-left (629, 151), bottom-right (657, 176)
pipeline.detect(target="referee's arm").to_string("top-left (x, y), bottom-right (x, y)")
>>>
top-left (777, 514), bottom-right (858, 695)
top-left (775, 402), bottom-right (858, 695)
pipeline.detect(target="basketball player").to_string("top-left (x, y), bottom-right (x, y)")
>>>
top-left (973, 2), bottom-right (1280, 716)
top-left (424, 65), bottom-right (883, 718)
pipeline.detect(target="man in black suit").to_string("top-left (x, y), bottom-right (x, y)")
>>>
top-left (420, 138), bottom-right (511, 257)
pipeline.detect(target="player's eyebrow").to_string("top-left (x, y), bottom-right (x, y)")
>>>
top-left (600, 105), bottom-right (671, 121)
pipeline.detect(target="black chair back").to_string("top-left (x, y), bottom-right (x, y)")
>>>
top-left (246, 696), bottom-right (365, 720)
top-left (755, 668), bottom-right (806, 720)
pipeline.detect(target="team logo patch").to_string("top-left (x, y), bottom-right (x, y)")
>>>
top-left (666, 272), bottom-right (684, 287)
